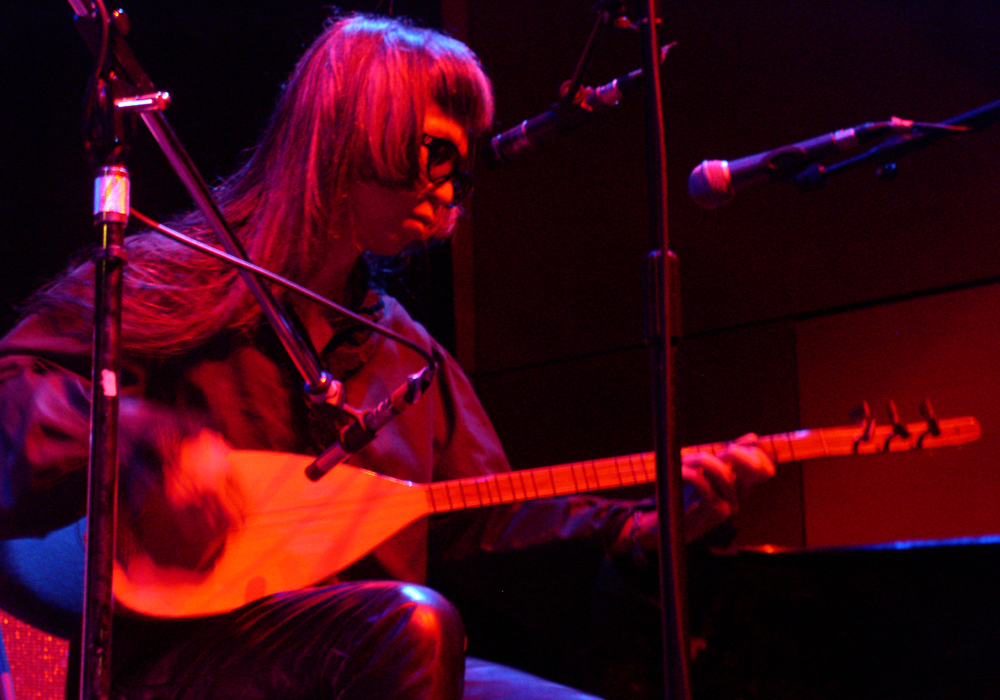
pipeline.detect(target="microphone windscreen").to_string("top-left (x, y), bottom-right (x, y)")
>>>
top-left (688, 160), bottom-right (735, 209)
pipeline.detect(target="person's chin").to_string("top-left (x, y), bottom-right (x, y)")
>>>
top-left (398, 223), bottom-right (451, 255)
top-left (369, 221), bottom-right (430, 257)
top-left (402, 217), bottom-right (431, 236)
top-left (402, 218), bottom-right (440, 245)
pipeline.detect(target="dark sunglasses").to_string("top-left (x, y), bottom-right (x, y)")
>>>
top-left (422, 133), bottom-right (473, 207)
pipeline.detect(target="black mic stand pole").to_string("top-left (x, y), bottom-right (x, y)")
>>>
top-left (74, 6), bottom-right (132, 699)
top-left (793, 98), bottom-right (1000, 189)
top-left (637, 2), bottom-right (692, 699)
top-left (69, 6), bottom-right (338, 700)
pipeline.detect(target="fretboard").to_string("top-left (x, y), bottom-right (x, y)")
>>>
top-left (424, 416), bottom-right (979, 514)
top-left (427, 452), bottom-right (657, 513)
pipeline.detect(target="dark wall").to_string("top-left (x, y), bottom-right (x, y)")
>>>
top-left (463, 0), bottom-right (1000, 346)
top-left (457, 0), bottom-right (1000, 547)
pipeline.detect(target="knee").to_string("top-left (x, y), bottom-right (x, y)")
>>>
top-left (388, 584), bottom-right (465, 652)
top-left (332, 583), bottom-right (465, 700)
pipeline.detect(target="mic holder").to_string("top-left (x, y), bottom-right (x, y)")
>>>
top-left (136, 110), bottom-right (339, 402)
top-left (559, 0), bottom-right (617, 116)
top-left (792, 100), bottom-right (1000, 189)
top-left (488, 45), bottom-right (671, 166)
top-left (488, 7), bottom-right (609, 167)
top-left (74, 4), bottom-right (335, 402)
top-left (305, 353), bottom-right (441, 481)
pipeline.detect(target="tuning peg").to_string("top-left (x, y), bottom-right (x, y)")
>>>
top-left (850, 401), bottom-right (876, 452)
top-left (886, 400), bottom-right (911, 439)
top-left (920, 398), bottom-right (941, 437)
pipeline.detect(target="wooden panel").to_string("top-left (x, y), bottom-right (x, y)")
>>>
top-left (675, 322), bottom-right (803, 547)
top-left (472, 346), bottom-right (654, 472)
top-left (796, 284), bottom-right (1000, 547)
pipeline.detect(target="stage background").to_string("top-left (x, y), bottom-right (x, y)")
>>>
top-left (448, 0), bottom-right (1000, 549)
top-left (2, 1), bottom-right (999, 698)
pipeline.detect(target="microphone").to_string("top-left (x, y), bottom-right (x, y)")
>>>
top-left (489, 44), bottom-right (673, 165)
top-left (688, 121), bottom-right (900, 208)
top-left (488, 71), bottom-right (640, 165)
top-left (305, 357), bottom-right (440, 481)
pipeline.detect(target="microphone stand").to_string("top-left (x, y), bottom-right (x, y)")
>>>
top-left (69, 5), bottom-right (337, 699)
top-left (636, 2), bottom-right (693, 699)
top-left (498, 3), bottom-right (691, 694)
top-left (68, 8), bottom-right (444, 696)
top-left (792, 99), bottom-right (1000, 189)
top-left (73, 7), bottom-right (138, 699)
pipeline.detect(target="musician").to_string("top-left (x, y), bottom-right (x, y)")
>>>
top-left (0, 14), bottom-right (773, 700)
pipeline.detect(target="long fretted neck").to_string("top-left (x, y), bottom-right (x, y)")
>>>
top-left (426, 452), bottom-right (658, 513)
top-left (424, 416), bottom-right (979, 514)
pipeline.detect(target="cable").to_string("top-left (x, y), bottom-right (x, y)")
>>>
top-left (129, 209), bottom-right (436, 365)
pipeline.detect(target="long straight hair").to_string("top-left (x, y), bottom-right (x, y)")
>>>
top-left (27, 14), bottom-right (494, 356)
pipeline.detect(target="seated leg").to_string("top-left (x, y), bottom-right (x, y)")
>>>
top-left (111, 581), bottom-right (466, 700)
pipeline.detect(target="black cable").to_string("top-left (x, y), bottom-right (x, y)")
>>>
top-left (130, 209), bottom-right (436, 366)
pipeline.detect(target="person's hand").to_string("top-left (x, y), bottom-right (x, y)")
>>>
top-left (167, 429), bottom-right (241, 514)
top-left (612, 434), bottom-right (776, 553)
top-left (681, 433), bottom-right (774, 542)
top-left (121, 428), bottom-right (245, 571)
